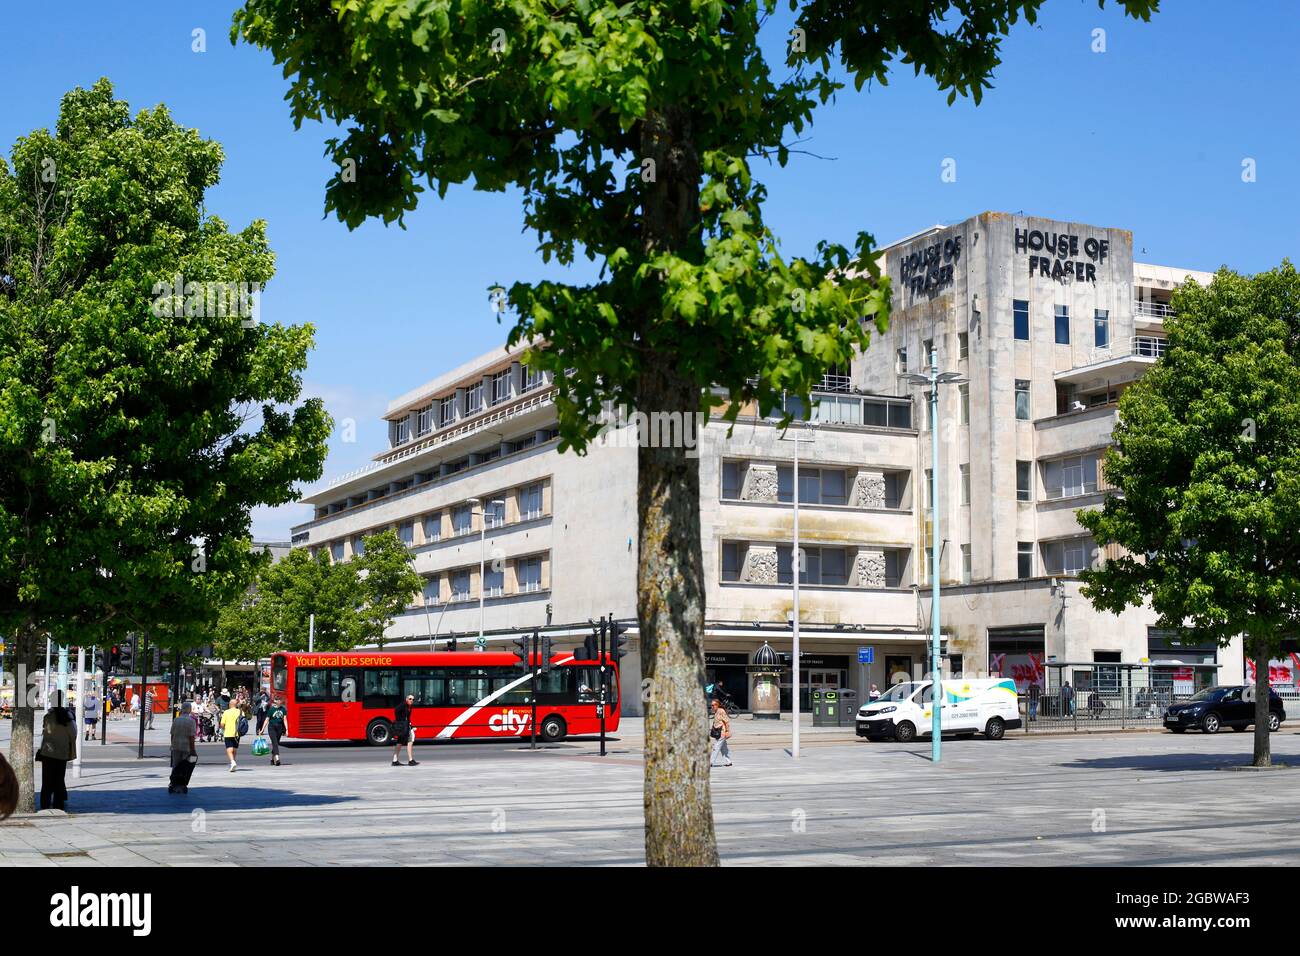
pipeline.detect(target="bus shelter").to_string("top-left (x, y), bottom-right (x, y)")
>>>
top-left (1026, 660), bottom-right (1221, 730)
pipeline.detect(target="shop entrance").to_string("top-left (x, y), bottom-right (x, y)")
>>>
top-left (884, 655), bottom-right (914, 687)
top-left (705, 652), bottom-right (750, 709)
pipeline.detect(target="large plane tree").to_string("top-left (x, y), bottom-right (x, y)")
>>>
top-left (234, 0), bottom-right (1158, 864)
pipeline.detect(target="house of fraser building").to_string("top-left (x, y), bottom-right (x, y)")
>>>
top-left (292, 212), bottom-right (1242, 716)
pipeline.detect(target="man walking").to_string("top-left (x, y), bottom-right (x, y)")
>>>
top-left (1028, 681), bottom-right (1040, 722)
top-left (709, 698), bottom-right (733, 768)
top-left (168, 702), bottom-right (198, 794)
top-left (143, 688), bottom-right (155, 730)
top-left (220, 696), bottom-right (244, 772)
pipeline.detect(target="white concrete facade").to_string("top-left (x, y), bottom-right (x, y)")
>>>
top-left (290, 210), bottom-right (1242, 715)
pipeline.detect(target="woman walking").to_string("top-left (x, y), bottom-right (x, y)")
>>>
top-left (260, 695), bottom-right (288, 766)
top-left (38, 691), bottom-right (78, 810)
top-left (391, 693), bottom-right (418, 766)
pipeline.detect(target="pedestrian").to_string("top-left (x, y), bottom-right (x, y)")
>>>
top-left (37, 691), bottom-right (77, 811)
top-left (1028, 681), bottom-right (1040, 721)
top-left (254, 692), bottom-right (268, 735)
top-left (0, 753), bottom-right (17, 819)
top-left (130, 691), bottom-right (141, 718)
top-left (709, 698), bottom-right (733, 767)
top-left (144, 688), bottom-right (156, 729)
top-left (1088, 689), bottom-right (1105, 720)
top-left (392, 693), bottom-right (418, 766)
top-left (83, 689), bottom-right (101, 741)
top-left (868, 684), bottom-right (882, 702)
top-left (220, 695), bottom-right (245, 772)
top-left (1061, 681), bottom-right (1074, 717)
top-left (260, 695), bottom-right (287, 766)
top-left (168, 702), bottom-right (199, 794)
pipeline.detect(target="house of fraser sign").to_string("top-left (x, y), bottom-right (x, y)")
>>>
top-left (1015, 227), bottom-right (1110, 283)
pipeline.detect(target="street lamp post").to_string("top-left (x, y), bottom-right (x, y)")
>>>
top-left (780, 421), bottom-right (817, 759)
top-left (903, 364), bottom-right (966, 764)
top-left (468, 497), bottom-right (507, 649)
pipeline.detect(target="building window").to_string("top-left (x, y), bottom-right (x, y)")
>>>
top-left (1015, 379), bottom-right (1031, 421)
top-left (1042, 536), bottom-right (1099, 575)
top-left (330, 541), bottom-right (344, 563)
top-left (896, 347), bottom-right (908, 374)
top-left (961, 544), bottom-right (972, 584)
top-left (776, 466), bottom-right (848, 506)
top-left (958, 332), bottom-right (969, 361)
top-left (959, 464), bottom-right (971, 506)
top-left (416, 406), bottom-right (432, 437)
top-left (352, 536), bottom-right (366, 558)
top-left (422, 576), bottom-right (440, 604)
top-left (1013, 299), bottom-right (1030, 341)
top-left (1094, 309), bottom-right (1110, 349)
top-left (491, 370), bottom-right (511, 405)
top-left (521, 365), bottom-right (545, 392)
top-left (924, 468), bottom-right (933, 511)
top-left (439, 396), bottom-right (455, 427)
top-left (721, 461), bottom-right (742, 500)
top-left (884, 549), bottom-right (907, 588)
top-left (1054, 304), bottom-right (1070, 345)
top-left (398, 521), bottom-right (414, 546)
top-left (958, 383), bottom-right (969, 424)
top-left (1043, 454), bottom-right (1099, 499)
top-left (1017, 541), bottom-right (1034, 579)
top-left (517, 556), bottom-right (543, 592)
top-left (452, 504), bottom-right (473, 536)
top-left (465, 383), bottom-right (484, 415)
top-left (883, 472), bottom-right (906, 510)
top-left (1016, 460), bottom-right (1032, 502)
top-left (423, 513), bottom-right (441, 542)
top-left (484, 499), bottom-right (506, 529)
top-left (519, 483), bottom-right (544, 520)
top-left (777, 545), bottom-right (849, 586)
top-left (484, 566), bottom-right (505, 597)
top-left (924, 338), bottom-right (936, 369)
top-left (721, 542), bottom-right (744, 582)
top-left (392, 418), bottom-right (410, 445)
top-left (451, 569), bottom-right (472, 601)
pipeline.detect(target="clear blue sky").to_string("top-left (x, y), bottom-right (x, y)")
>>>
top-left (2, 1), bottom-right (1295, 537)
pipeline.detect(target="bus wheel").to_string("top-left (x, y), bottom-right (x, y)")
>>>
top-left (984, 717), bottom-right (1005, 740)
top-left (366, 718), bottom-right (393, 746)
top-left (540, 715), bottom-right (567, 743)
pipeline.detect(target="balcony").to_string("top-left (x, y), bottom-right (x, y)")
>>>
top-left (1055, 336), bottom-right (1167, 391)
top-left (1133, 300), bottom-right (1176, 321)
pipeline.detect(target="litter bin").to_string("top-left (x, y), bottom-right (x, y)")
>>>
top-left (837, 689), bottom-right (858, 727)
top-left (812, 688), bottom-right (840, 727)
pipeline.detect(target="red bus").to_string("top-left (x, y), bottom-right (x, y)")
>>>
top-left (271, 650), bottom-right (620, 745)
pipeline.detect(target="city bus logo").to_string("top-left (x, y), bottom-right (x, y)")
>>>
top-left (488, 710), bottom-right (531, 735)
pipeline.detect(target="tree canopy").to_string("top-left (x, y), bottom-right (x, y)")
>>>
top-left (1080, 262), bottom-right (1300, 765)
top-left (0, 79), bottom-right (332, 809)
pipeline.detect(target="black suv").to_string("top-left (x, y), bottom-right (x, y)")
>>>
top-left (1163, 685), bottom-right (1286, 734)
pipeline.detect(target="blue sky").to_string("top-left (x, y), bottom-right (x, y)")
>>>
top-left (2, 0), bottom-right (1296, 537)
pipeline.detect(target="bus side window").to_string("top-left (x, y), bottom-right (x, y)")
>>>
top-left (363, 669), bottom-right (400, 709)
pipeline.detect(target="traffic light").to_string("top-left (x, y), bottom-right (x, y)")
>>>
top-left (577, 626), bottom-right (598, 662)
top-left (118, 638), bottom-right (134, 672)
top-left (610, 620), bottom-right (629, 661)
top-left (538, 633), bottom-right (553, 674)
top-left (109, 645), bottom-right (120, 670)
top-left (512, 633), bottom-right (531, 671)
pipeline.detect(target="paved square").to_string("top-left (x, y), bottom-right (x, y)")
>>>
top-left (3, 717), bottom-right (1299, 866)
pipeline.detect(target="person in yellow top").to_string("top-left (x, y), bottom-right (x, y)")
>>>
top-left (220, 700), bottom-right (245, 772)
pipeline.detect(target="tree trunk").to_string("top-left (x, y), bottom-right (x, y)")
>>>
top-left (10, 620), bottom-right (40, 813)
top-left (637, 105), bottom-right (718, 866)
top-left (1251, 637), bottom-right (1271, 768)
top-left (638, 351), bottom-right (717, 866)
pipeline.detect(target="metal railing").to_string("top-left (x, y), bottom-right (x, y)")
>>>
top-left (1086, 335), bottom-right (1168, 366)
top-left (1133, 299), bottom-right (1176, 320)
top-left (1021, 663), bottom-right (1220, 732)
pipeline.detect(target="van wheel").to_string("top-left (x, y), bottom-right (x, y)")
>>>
top-left (366, 718), bottom-right (393, 746)
top-left (540, 715), bottom-right (566, 743)
top-left (985, 717), bottom-right (1005, 740)
top-left (1268, 713), bottom-right (1282, 732)
top-left (893, 721), bottom-right (916, 743)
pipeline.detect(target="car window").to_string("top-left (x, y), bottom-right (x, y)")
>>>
top-left (1222, 688), bottom-right (1241, 702)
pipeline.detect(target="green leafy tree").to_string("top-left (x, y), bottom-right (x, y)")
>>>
top-left (0, 80), bottom-right (331, 811)
top-left (214, 548), bottom-right (365, 658)
top-left (1080, 263), bottom-right (1300, 767)
top-left (233, 0), bottom-right (1158, 863)
top-left (355, 530), bottom-right (424, 648)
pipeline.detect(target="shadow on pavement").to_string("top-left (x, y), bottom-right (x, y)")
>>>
top-left (1062, 751), bottom-right (1288, 772)
top-left (60, 786), bottom-right (354, 816)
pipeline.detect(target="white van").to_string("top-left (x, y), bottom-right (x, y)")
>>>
top-left (856, 678), bottom-right (1020, 741)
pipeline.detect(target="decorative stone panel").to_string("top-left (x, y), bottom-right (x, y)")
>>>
top-left (852, 470), bottom-right (886, 509)
top-left (854, 548), bottom-right (887, 588)
top-left (742, 544), bottom-right (779, 584)
top-left (742, 463), bottom-right (779, 502)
